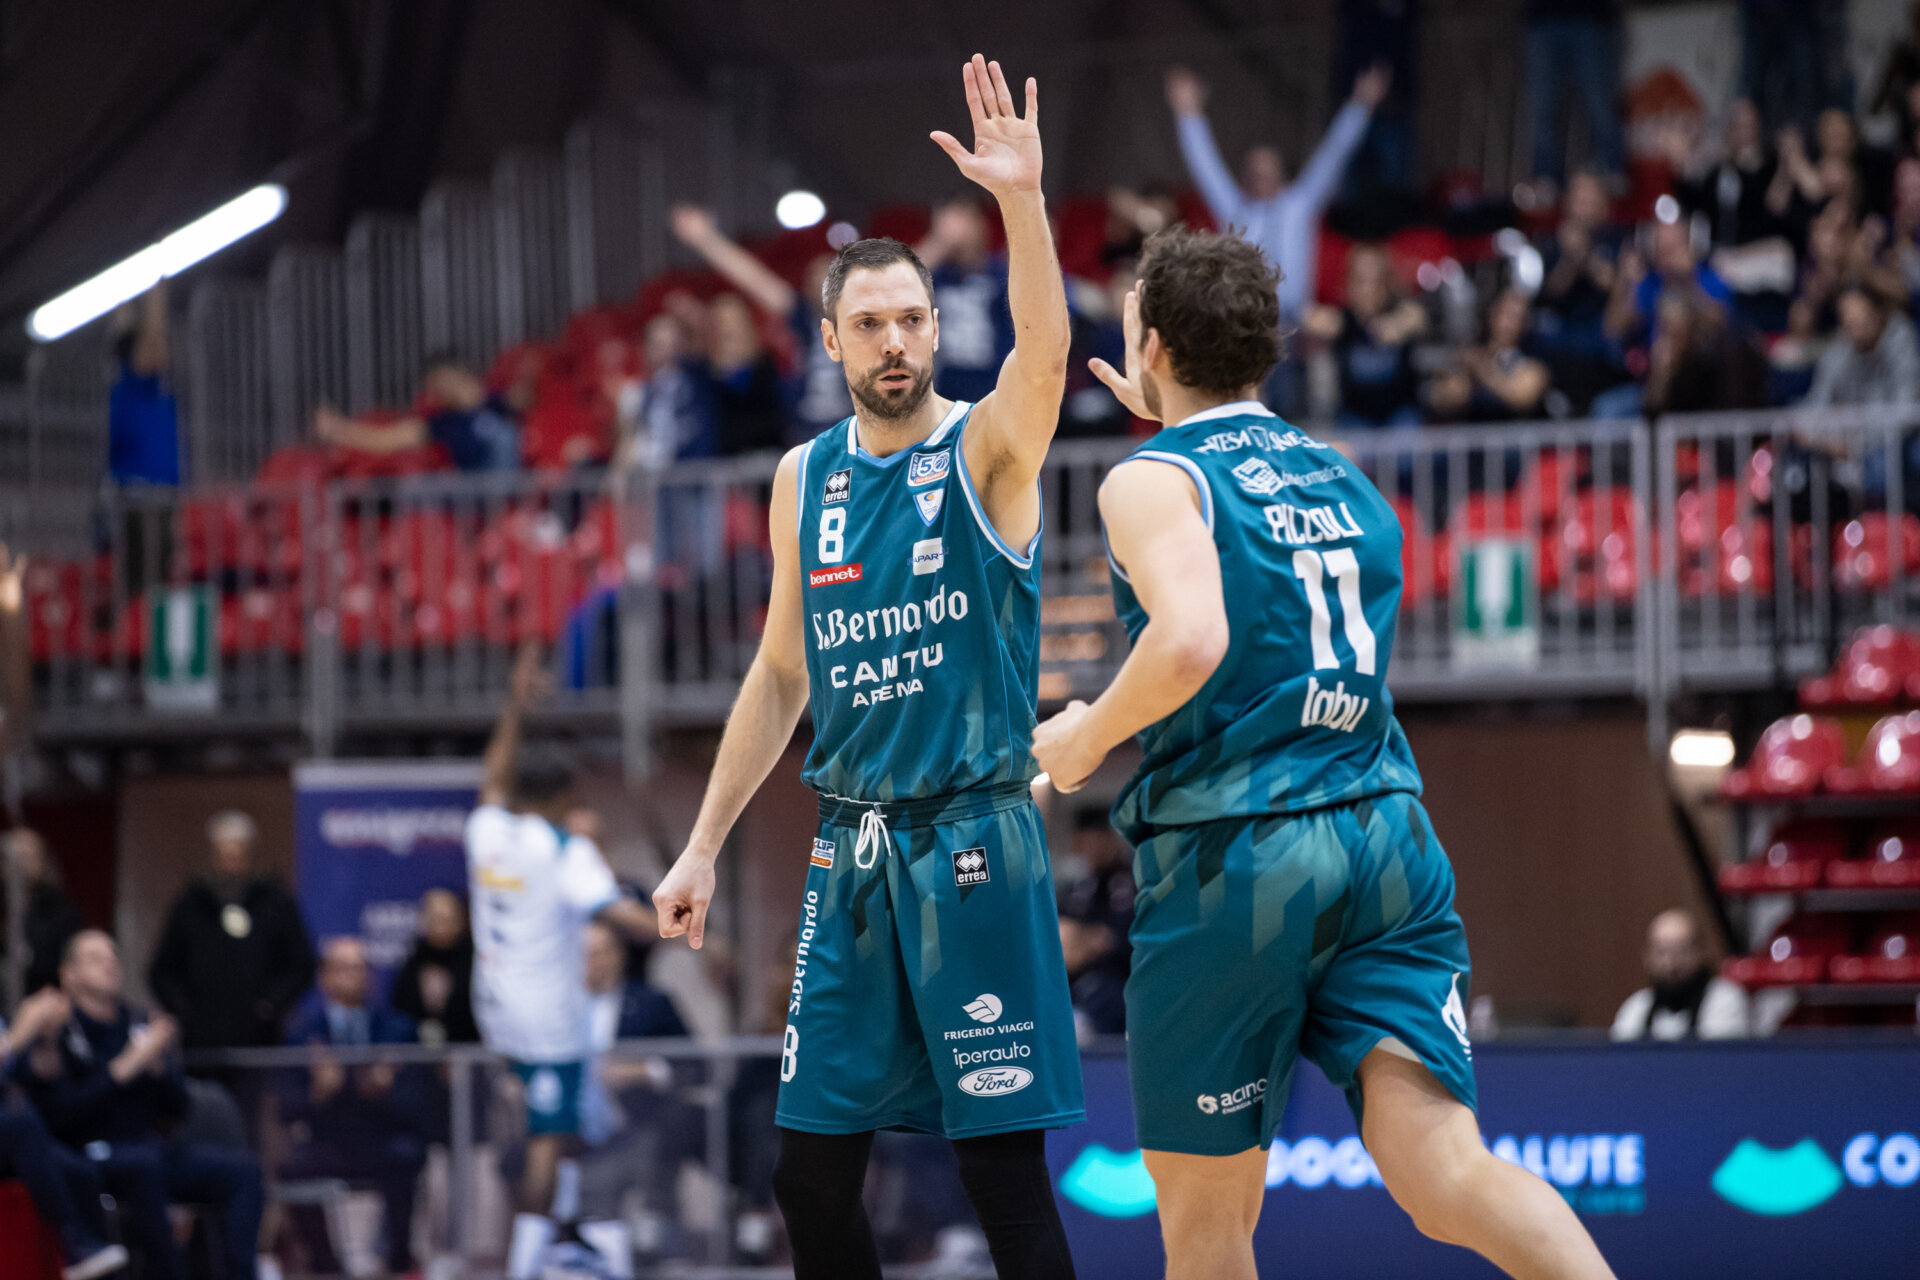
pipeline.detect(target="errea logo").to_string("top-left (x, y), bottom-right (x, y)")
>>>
top-left (964, 993), bottom-right (1003, 1024)
top-left (822, 468), bottom-right (852, 504)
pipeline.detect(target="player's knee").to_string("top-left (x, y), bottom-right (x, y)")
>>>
top-left (1379, 1144), bottom-right (1482, 1246)
top-left (772, 1136), bottom-right (863, 1223)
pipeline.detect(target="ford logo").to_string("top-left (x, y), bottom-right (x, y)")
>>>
top-left (959, 1066), bottom-right (1034, 1097)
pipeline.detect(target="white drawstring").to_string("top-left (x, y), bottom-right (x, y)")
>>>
top-left (854, 805), bottom-right (890, 870)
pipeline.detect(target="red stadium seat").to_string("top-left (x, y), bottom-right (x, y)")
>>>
top-left (1826, 821), bottom-right (1920, 888)
top-left (1832, 513), bottom-right (1920, 591)
top-left (1827, 712), bottom-right (1920, 795)
top-left (1719, 819), bottom-right (1845, 893)
top-left (1799, 625), bottom-right (1920, 708)
top-left (1391, 497), bottom-right (1450, 600)
top-left (1718, 715), bottom-right (1847, 800)
top-left (0, 1181), bottom-right (60, 1280)
top-left (1543, 489), bottom-right (1637, 604)
top-left (1723, 914), bottom-right (1855, 986)
top-left (1675, 483), bottom-right (1773, 597)
top-left (1829, 914), bottom-right (1920, 984)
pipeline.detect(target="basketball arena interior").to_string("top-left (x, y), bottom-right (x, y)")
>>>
top-left (0, 2), bottom-right (1917, 1277)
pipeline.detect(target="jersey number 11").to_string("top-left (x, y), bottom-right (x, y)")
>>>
top-left (1292, 548), bottom-right (1377, 675)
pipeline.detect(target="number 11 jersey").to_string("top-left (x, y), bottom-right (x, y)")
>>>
top-left (1107, 401), bottom-right (1423, 841)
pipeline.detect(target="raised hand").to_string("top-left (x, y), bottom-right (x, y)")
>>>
top-left (1165, 66), bottom-right (1207, 117)
top-left (508, 641), bottom-right (552, 709)
top-left (1087, 286), bottom-right (1159, 422)
top-left (1353, 62), bottom-right (1391, 109)
top-left (930, 55), bottom-right (1043, 200)
top-left (671, 204), bottom-right (718, 248)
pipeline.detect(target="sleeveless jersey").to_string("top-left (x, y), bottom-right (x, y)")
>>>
top-left (1108, 401), bottom-right (1423, 836)
top-left (797, 401), bottom-right (1041, 801)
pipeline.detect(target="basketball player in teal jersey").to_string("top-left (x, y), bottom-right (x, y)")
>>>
top-left (1033, 228), bottom-right (1615, 1280)
top-left (652, 55), bottom-right (1081, 1280)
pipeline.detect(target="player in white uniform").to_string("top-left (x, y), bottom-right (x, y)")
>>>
top-left (467, 647), bottom-right (656, 1279)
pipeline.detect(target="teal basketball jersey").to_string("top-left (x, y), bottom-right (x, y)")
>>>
top-left (1108, 401), bottom-right (1423, 837)
top-left (797, 401), bottom-right (1042, 801)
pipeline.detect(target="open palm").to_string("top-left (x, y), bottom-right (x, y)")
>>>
top-left (931, 55), bottom-right (1043, 198)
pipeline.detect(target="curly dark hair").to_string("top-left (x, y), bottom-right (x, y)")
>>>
top-left (821, 237), bottom-right (935, 325)
top-left (1135, 227), bottom-right (1283, 395)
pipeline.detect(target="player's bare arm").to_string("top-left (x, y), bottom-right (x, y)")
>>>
top-left (653, 444), bottom-right (810, 949)
top-left (931, 54), bottom-right (1070, 549)
top-left (1031, 460), bottom-right (1227, 792)
top-left (479, 642), bottom-right (552, 806)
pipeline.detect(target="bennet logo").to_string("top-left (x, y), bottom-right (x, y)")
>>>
top-left (1199, 1077), bottom-right (1267, 1116)
top-left (808, 563), bottom-right (863, 589)
top-left (1712, 1133), bottom-right (1918, 1216)
top-left (1491, 1132), bottom-right (1644, 1214)
top-left (822, 468), bottom-right (852, 504)
top-left (958, 1066), bottom-right (1033, 1097)
top-left (809, 839), bottom-right (834, 868)
top-left (908, 450), bottom-right (951, 486)
top-left (912, 537), bottom-right (945, 576)
top-left (964, 993), bottom-right (1003, 1024)
top-left (1232, 456), bottom-right (1287, 497)
top-left (1059, 1145), bottom-right (1158, 1218)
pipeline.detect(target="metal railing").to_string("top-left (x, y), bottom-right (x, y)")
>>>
top-left (19, 408), bottom-right (1920, 753)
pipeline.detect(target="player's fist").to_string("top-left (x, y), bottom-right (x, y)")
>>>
top-left (1033, 699), bottom-right (1103, 794)
top-left (653, 851), bottom-right (717, 950)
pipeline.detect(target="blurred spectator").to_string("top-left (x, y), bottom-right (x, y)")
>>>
top-left (1641, 290), bottom-right (1771, 416)
top-left (1166, 62), bottom-right (1388, 413)
top-left (2, 828), bottom-right (86, 995)
top-left (15, 931), bottom-right (264, 1280)
top-left (315, 355), bottom-right (524, 472)
top-left (708, 293), bottom-right (787, 456)
top-left (1870, 4), bottom-right (1920, 144)
top-left (106, 282), bottom-right (181, 489)
top-left (1676, 99), bottom-right (1782, 248)
top-left (1740, 0), bottom-right (1837, 136)
top-left (1532, 172), bottom-right (1628, 413)
top-left (1523, 0), bottom-right (1624, 188)
top-left (1862, 159), bottom-right (1920, 322)
top-left (148, 810), bottom-right (315, 1052)
top-left (917, 199), bottom-right (1014, 403)
top-left (1611, 909), bottom-right (1748, 1040)
top-left (0, 988), bottom-right (126, 1279)
top-left (1334, 3), bottom-right (1416, 198)
top-left (623, 310), bottom-right (719, 470)
top-left (1606, 220), bottom-right (1732, 349)
top-left (727, 940), bottom-right (795, 1266)
top-left (577, 917), bottom-right (696, 1265)
top-left (1429, 287), bottom-right (1553, 422)
top-left (1814, 107), bottom-right (1892, 220)
top-left (670, 205), bottom-right (852, 441)
top-left (1057, 899), bottom-right (1126, 1044)
top-left (1303, 243), bottom-right (1427, 429)
top-left (388, 887), bottom-right (479, 1047)
top-left (1802, 282), bottom-right (1920, 408)
top-left (1790, 203), bottom-right (1863, 339)
top-left (280, 937), bottom-right (427, 1278)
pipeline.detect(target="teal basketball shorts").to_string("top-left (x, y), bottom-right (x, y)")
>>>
top-left (510, 1060), bottom-right (586, 1136)
top-left (775, 780), bottom-right (1086, 1140)
top-left (1124, 791), bottom-right (1476, 1156)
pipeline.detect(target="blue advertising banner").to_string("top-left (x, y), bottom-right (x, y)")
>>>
top-left (292, 760), bottom-right (478, 980)
top-left (1049, 1040), bottom-right (1920, 1280)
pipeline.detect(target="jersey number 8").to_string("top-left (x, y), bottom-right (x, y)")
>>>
top-left (1293, 548), bottom-right (1377, 675)
top-left (818, 508), bottom-right (846, 563)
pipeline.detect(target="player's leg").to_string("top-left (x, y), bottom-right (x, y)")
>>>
top-left (507, 1062), bottom-right (586, 1280)
top-left (950, 1128), bottom-right (1076, 1280)
top-left (771, 1128), bottom-right (882, 1280)
top-left (1139, 1147), bottom-right (1267, 1280)
top-left (1358, 1049), bottom-right (1616, 1280)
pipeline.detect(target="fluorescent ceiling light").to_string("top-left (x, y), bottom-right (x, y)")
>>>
top-left (27, 183), bottom-right (288, 341)
top-left (776, 190), bottom-right (826, 230)
top-left (1670, 729), bottom-right (1735, 768)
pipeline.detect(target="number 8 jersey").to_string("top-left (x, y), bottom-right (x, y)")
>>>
top-left (796, 401), bottom-right (1042, 801)
top-left (1108, 401), bottom-right (1423, 840)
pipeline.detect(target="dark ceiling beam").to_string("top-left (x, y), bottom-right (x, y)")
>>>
top-left (0, 0), bottom-right (287, 279)
top-left (595, 0), bottom-right (712, 93)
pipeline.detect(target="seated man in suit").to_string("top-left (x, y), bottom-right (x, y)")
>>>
top-left (280, 937), bottom-right (429, 1277)
top-left (575, 916), bottom-right (697, 1267)
top-left (13, 931), bottom-right (263, 1280)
